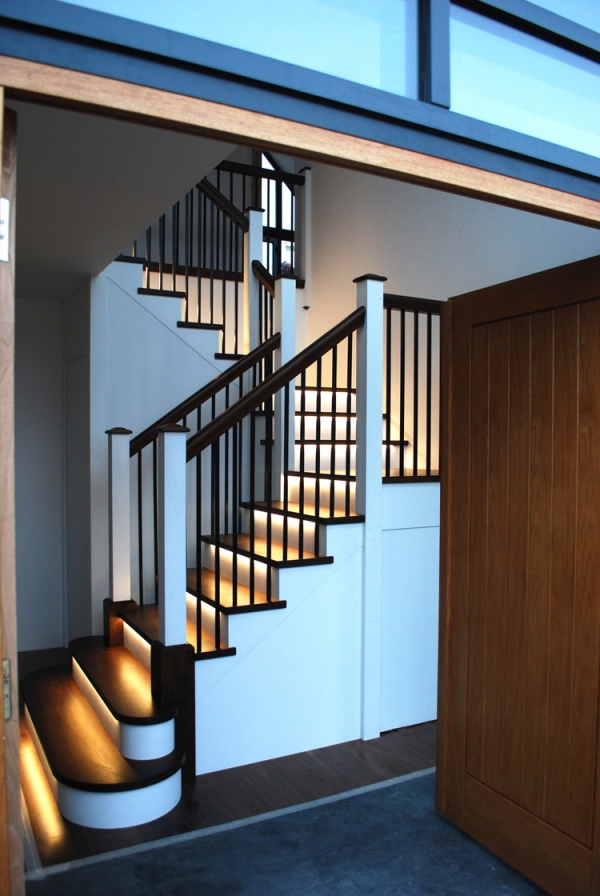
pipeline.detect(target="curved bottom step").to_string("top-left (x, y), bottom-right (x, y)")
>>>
top-left (51, 763), bottom-right (181, 829)
top-left (22, 666), bottom-right (184, 829)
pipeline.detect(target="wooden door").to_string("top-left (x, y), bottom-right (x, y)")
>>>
top-left (437, 254), bottom-right (600, 896)
top-left (0, 97), bottom-right (24, 895)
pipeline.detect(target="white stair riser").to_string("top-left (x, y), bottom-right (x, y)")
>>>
top-left (294, 443), bottom-right (355, 474)
top-left (295, 390), bottom-right (356, 414)
top-left (186, 592), bottom-right (230, 648)
top-left (295, 414), bottom-right (356, 442)
top-left (286, 476), bottom-right (356, 514)
top-left (72, 659), bottom-right (175, 760)
top-left (244, 508), bottom-right (317, 554)
top-left (204, 544), bottom-right (275, 595)
top-left (25, 706), bottom-right (181, 829)
top-left (123, 622), bottom-right (152, 671)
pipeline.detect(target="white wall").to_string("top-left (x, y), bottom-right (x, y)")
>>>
top-left (380, 483), bottom-right (440, 732)
top-left (88, 262), bottom-right (231, 634)
top-left (306, 163), bottom-right (600, 342)
top-left (15, 299), bottom-right (65, 650)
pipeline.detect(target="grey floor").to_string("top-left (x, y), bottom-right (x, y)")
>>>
top-left (26, 771), bottom-right (548, 895)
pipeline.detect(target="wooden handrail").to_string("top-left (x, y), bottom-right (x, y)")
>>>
top-left (217, 159), bottom-right (305, 186)
top-left (197, 178), bottom-right (249, 232)
top-left (130, 333), bottom-right (281, 456)
top-left (252, 260), bottom-right (275, 296)
top-left (186, 306), bottom-right (365, 461)
top-left (384, 294), bottom-right (443, 314)
top-left (252, 260), bottom-right (305, 294)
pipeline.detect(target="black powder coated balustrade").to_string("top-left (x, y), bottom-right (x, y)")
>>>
top-left (129, 335), bottom-right (280, 631)
top-left (185, 307), bottom-right (365, 656)
top-left (383, 295), bottom-right (442, 482)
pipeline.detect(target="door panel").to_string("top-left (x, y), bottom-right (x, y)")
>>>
top-left (438, 255), bottom-right (600, 896)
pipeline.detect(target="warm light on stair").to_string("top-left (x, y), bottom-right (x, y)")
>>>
top-left (20, 720), bottom-right (64, 840)
top-left (123, 621), bottom-right (152, 671)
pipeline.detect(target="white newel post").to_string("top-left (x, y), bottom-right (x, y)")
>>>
top-left (273, 276), bottom-right (298, 492)
top-left (106, 427), bottom-right (133, 602)
top-left (354, 273), bottom-right (386, 741)
top-left (243, 208), bottom-right (264, 352)
top-left (156, 424), bottom-right (190, 646)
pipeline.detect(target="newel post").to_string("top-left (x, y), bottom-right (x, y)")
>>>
top-left (106, 427), bottom-right (133, 601)
top-left (243, 208), bottom-right (263, 352)
top-left (273, 276), bottom-right (298, 489)
top-left (156, 424), bottom-right (190, 646)
top-left (354, 273), bottom-right (386, 741)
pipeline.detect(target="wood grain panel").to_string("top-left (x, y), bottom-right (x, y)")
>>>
top-left (465, 324), bottom-right (489, 782)
top-left (467, 255), bottom-right (600, 327)
top-left (463, 775), bottom-right (591, 896)
top-left (2, 56), bottom-right (600, 228)
top-left (501, 315), bottom-right (530, 804)
top-left (544, 305), bottom-right (579, 840)
top-left (0, 100), bottom-right (23, 896)
top-left (436, 297), bottom-right (472, 826)
top-left (480, 320), bottom-right (509, 793)
top-left (521, 310), bottom-right (553, 820)
top-left (571, 299), bottom-right (600, 848)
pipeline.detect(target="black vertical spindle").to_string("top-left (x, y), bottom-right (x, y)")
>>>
top-left (413, 312), bottom-right (419, 477)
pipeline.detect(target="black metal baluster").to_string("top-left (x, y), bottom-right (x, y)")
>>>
top-left (196, 440), bottom-right (202, 654)
top-left (209, 202), bottom-right (215, 324)
top-left (249, 410), bottom-right (256, 604)
top-left (159, 214), bottom-right (165, 291)
top-left (145, 227), bottom-right (151, 289)
top-left (152, 438), bottom-right (159, 604)
top-left (400, 310), bottom-right (406, 475)
top-left (314, 358), bottom-right (322, 558)
top-left (426, 313), bottom-right (432, 477)
top-left (330, 345), bottom-right (338, 518)
top-left (283, 382), bottom-right (290, 559)
top-left (212, 440), bottom-right (221, 650)
top-left (266, 392), bottom-right (273, 597)
top-left (299, 369), bottom-right (306, 557)
top-left (185, 192), bottom-right (190, 322)
top-left (413, 312), bottom-right (419, 477)
top-left (234, 224), bottom-right (240, 355)
top-left (232, 420), bottom-right (238, 608)
top-left (385, 305), bottom-right (392, 477)
top-left (345, 334), bottom-right (353, 516)
top-left (137, 451), bottom-right (144, 605)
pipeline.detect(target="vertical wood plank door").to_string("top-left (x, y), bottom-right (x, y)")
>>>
top-left (437, 254), bottom-right (600, 896)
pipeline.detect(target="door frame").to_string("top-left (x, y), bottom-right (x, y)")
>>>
top-left (3, 54), bottom-right (600, 896)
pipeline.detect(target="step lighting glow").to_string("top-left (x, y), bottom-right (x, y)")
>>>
top-left (20, 721), bottom-right (64, 840)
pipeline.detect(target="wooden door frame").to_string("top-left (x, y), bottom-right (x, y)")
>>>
top-left (3, 54), bottom-right (600, 896)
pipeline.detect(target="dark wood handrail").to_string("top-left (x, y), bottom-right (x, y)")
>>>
top-left (217, 159), bottom-right (305, 186)
top-left (130, 333), bottom-right (281, 456)
top-left (252, 260), bottom-right (275, 296)
top-left (384, 294), bottom-right (443, 314)
top-left (252, 260), bottom-right (305, 293)
top-left (197, 178), bottom-right (249, 232)
top-left (187, 306), bottom-right (365, 461)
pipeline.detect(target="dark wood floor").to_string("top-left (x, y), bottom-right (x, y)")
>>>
top-left (19, 649), bottom-right (436, 869)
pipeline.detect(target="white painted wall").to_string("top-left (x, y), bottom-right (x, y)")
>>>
top-left (15, 299), bottom-right (65, 650)
top-left (380, 483), bottom-right (440, 732)
top-left (88, 262), bottom-right (231, 634)
top-left (195, 522), bottom-right (364, 774)
top-left (306, 163), bottom-right (600, 342)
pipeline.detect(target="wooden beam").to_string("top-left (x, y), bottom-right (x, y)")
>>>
top-left (0, 97), bottom-right (24, 896)
top-left (2, 55), bottom-right (600, 229)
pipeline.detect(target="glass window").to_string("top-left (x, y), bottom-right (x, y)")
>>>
top-left (450, 4), bottom-right (600, 157)
top-left (530, 1), bottom-right (600, 35)
top-left (59, 0), bottom-right (418, 98)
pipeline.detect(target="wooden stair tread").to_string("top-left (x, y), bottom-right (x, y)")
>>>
top-left (187, 568), bottom-right (286, 612)
top-left (123, 605), bottom-right (233, 654)
top-left (203, 533), bottom-right (333, 566)
top-left (21, 666), bottom-right (183, 792)
top-left (244, 500), bottom-right (363, 523)
top-left (69, 636), bottom-right (174, 725)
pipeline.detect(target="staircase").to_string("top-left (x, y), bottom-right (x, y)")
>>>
top-left (21, 164), bottom-right (442, 830)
